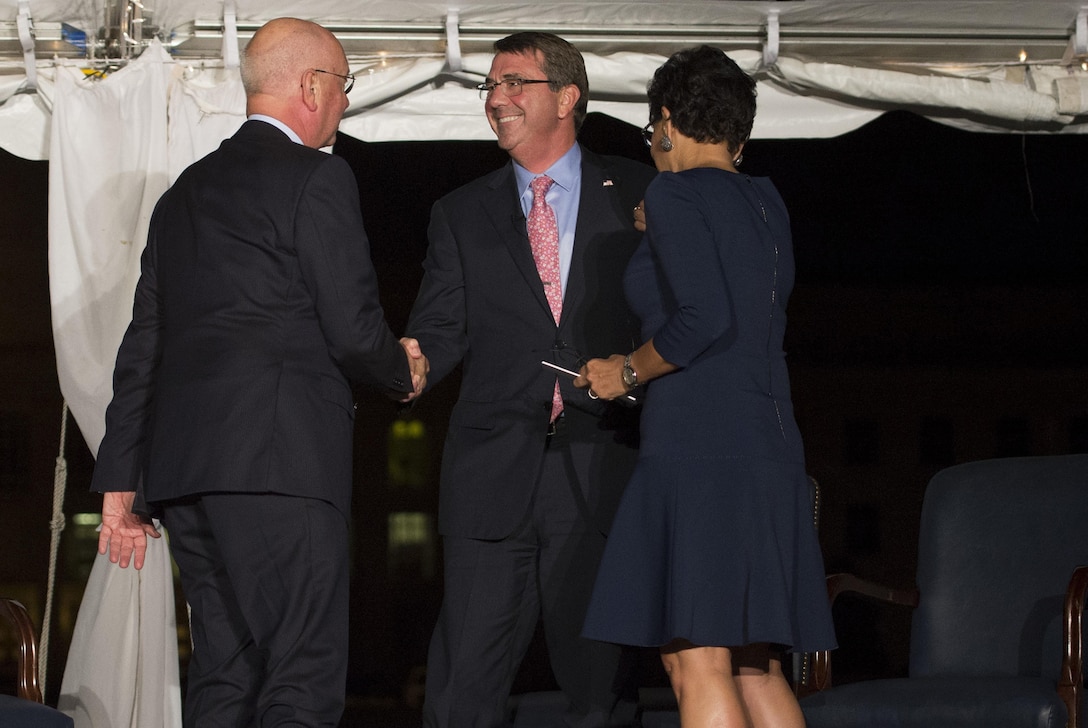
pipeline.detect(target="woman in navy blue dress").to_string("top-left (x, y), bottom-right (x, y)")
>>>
top-left (576, 46), bottom-right (836, 726)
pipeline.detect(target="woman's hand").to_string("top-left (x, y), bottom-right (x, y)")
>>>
top-left (574, 354), bottom-right (629, 401)
top-left (633, 200), bottom-right (647, 232)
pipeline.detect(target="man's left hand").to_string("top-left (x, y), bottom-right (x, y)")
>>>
top-left (99, 491), bottom-right (161, 570)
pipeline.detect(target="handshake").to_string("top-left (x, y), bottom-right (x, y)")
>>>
top-left (399, 337), bottom-right (430, 403)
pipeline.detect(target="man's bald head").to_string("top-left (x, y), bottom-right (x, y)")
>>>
top-left (241, 18), bottom-right (344, 99)
top-left (240, 18), bottom-right (351, 148)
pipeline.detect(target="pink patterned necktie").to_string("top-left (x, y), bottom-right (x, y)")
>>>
top-left (528, 175), bottom-right (564, 421)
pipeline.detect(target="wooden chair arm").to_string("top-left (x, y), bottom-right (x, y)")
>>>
top-left (1058, 565), bottom-right (1088, 728)
top-left (826, 573), bottom-right (921, 609)
top-left (0, 597), bottom-right (43, 703)
top-left (799, 573), bottom-right (920, 696)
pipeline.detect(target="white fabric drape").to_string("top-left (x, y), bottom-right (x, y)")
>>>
top-left (0, 84), bottom-right (52, 160)
top-left (167, 65), bottom-right (245, 183)
top-left (48, 43), bottom-right (172, 458)
top-left (57, 530), bottom-right (182, 728)
top-left (48, 40), bottom-right (181, 728)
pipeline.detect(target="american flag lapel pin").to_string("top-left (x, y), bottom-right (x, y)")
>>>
top-left (602, 178), bottom-right (614, 186)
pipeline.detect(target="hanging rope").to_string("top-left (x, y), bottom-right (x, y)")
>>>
top-left (40, 402), bottom-right (69, 697)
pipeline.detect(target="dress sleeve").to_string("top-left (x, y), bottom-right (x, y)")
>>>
top-left (644, 172), bottom-right (733, 368)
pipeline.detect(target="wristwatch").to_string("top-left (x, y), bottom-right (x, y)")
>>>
top-left (621, 352), bottom-right (640, 389)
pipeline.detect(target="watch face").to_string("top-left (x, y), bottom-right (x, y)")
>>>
top-left (622, 367), bottom-right (636, 387)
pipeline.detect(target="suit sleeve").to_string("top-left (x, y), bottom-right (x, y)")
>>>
top-left (405, 199), bottom-right (469, 387)
top-left (644, 172), bottom-right (734, 367)
top-left (294, 155), bottom-right (412, 394)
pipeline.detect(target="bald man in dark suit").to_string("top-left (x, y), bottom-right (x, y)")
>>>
top-left (91, 18), bottom-right (426, 726)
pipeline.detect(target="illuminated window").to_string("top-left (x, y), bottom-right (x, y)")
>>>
top-left (387, 418), bottom-right (430, 489)
top-left (387, 512), bottom-right (436, 581)
top-left (65, 513), bottom-right (105, 584)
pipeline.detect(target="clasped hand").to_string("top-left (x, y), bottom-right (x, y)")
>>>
top-left (400, 337), bottom-right (430, 402)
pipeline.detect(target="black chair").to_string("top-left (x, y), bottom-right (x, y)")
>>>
top-left (799, 454), bottom-right (1088, 728)
top-left (0, 598), bottom-right (74, 728)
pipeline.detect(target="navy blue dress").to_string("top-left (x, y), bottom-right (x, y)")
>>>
top-left (582, 168), bottom-right (837, 651)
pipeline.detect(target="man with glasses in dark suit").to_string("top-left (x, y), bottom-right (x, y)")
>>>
top-left (405, 31), bottom-right (655, 728)
top-left (91, 17), bottom-right (426, 727)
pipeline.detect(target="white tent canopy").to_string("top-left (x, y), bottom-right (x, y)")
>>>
top-left (1, 2), bottom-right (1087, 163)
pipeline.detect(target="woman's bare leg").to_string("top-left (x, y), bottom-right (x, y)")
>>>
top-left (660, 639), bottom-right (752, 727)
top-left (732, 643), bottom-right (805, 728)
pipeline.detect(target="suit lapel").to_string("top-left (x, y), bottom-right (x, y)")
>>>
top-left (482, 163), bottom-right (555, 321)
top-left (562, 151), bottom-right (619, 333)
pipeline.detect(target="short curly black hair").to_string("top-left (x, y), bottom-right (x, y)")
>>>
top-left (647, 46), bottom-right (756, 151)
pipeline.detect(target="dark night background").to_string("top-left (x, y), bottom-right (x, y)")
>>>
top-left (343, 108), bottom-right (1088, 353)
top-left (0, 108), bottom-right (1086, 723)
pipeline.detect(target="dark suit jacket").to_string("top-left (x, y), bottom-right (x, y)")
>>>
top-left (92, 120), bottom-right (411, 519)
top-left (408, 146), bottom-right (657, 539)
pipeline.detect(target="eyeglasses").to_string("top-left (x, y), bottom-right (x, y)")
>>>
top-left (313, 69), bottom-right (355, 94)
top-left (476, 77), bottom-right (552, 100)
top-left (641, 118), bottom-right (668, 148)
